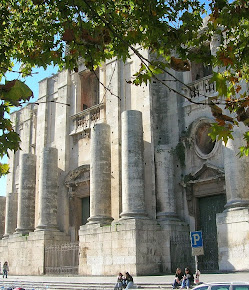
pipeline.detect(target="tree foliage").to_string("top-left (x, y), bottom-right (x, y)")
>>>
top-left (1, 0), bottom-right (249, 175)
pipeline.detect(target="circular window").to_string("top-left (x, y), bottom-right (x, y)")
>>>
top-left (195, 123), bottom-right (216, 155)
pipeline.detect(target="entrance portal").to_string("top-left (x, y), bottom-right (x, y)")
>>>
top-left (82, 196), bottom-right (90, 225)
top-left (197, 194), bottom-right (226, 272)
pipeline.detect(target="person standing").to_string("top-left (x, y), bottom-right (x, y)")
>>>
top-left (3, 261), bottom-right (9, 278)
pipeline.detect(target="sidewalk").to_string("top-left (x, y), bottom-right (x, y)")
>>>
top-left (3, 272), bottom-right (249, 282)
top-left (0, 272), bottom-right (248, 290)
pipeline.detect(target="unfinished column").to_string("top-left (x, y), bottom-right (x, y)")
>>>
top-left (120, 110), bottom-right (147, 219)
top-left (15, 153), bottom-right (36, 234)
top-left (87, 123), bottom-right (113, 224)
top-left (155, 145), bottom-right (177, 219)
top-left (223, 128), bottom-right (249, 209)
top-left (4, 192), bottom-right (17, 237)
top-left (36, 147), bottom-right (59, 231)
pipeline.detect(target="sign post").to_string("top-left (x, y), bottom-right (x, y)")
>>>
top-left (190, 231), bottom-right (204, 284)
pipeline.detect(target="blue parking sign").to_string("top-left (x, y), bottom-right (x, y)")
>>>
top-left (190, 231), bottom-right (203, 248)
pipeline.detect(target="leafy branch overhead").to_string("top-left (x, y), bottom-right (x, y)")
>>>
top-left (0, 80), bottom-right (33, 174)
top-left (1, 0), bottom-right (249, 176)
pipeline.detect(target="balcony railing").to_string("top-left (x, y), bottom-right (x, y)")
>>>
top-left (69, 103), bottom-right (105, 136)
top-left (183, 75), bottom-right (217, 102)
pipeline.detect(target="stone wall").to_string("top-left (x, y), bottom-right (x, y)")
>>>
top-left (0, 231), bottom-right (70, 275)
top-left (217, 208), bottom-right (249, 271)
top-left (79, 219), bottom-right (161, 276)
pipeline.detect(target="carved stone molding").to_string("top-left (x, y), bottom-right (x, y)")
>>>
top-left (183, 163), bottom-right (225, 216)
top-left (65, 165), bottom-right (90, 199)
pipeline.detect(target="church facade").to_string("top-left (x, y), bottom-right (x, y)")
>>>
top-left (1, 47), bottom-right (249, 275)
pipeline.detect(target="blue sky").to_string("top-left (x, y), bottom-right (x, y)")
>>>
top-left (0, 65), bottom-right (58, 196)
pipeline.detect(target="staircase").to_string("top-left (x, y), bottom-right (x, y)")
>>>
top-left (0, 279), bottom-right (173, 290)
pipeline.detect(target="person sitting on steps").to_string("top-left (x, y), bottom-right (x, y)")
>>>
top-left (173, 268), bottom-right (184, 289)
top-left (123, 272), bottom-right (134, 289)
top-left (181, 267), bottom-right (194, 289)
top-left (114, 272), bottom-right (124, 290)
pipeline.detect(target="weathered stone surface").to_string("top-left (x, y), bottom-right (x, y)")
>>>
top-left (217, 208), bottom-right (249, 271)
top-left (223, 127), bottom-right (249, 209)
top-left (36, 147), bottom-right (59, 231)
top-left (88, 123), bottom-right (113, 225)
top-left (16, 153), bottom-right (36, 234)
top-left (120, 110), bottom-right (147, 219)
top-left (0, 197), bottom-right (6, 238)
top-left (155, 145), bottom-right (176, 219)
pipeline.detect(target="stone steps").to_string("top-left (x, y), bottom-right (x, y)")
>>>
top-left (0, 279), bottom-right (173, 290)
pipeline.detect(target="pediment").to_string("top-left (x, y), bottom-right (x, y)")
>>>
top-left (188, 163), bottom-right (224, 184)
top-left (65, 164), bottom-right (90, 187)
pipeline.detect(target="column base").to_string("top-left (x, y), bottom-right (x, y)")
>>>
top-left (87, 215), bottom-right (113, 225)
top-left (156, 211), bottom-right (179, 221)
top-left (120, 211), bottom-right (148, 219)
top-left (224, 199), bottom-right (249, 210)
top-left (35, 224), bottom-right (59, 231)
top-left (2, 234), bottom-right (9, 239)
top-left (15, 227), bottom-right (34, 235)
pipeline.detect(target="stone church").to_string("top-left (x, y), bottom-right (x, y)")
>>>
top-left (1, 44), bottom-right (249, 275)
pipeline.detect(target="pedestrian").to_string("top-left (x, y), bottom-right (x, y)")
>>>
top-left (181, 267), bottom-right (194, 289)
top-left (3, 261), bottom-right (9, 278)
top-left (173, 268), bottom-right (184, 289)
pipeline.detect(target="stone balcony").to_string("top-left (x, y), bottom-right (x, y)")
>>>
top-left (183, 75), bottom-right (217, 104)
top-left (69, 103), bottom-right (105, 137)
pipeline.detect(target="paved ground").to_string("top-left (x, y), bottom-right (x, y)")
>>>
top-left (3, 272), bottom-right (249, 283)
top-left (0, 272), bottom-right (248, 289)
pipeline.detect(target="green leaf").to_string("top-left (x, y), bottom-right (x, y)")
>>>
top-left (0, 163), bottom-right (9, 177)
top-left (211, 72), bottom-right (228, 97)
top-left (209, 123), bottom-right (234, 146)
top-left (1, 80), bottom-right (33, 106)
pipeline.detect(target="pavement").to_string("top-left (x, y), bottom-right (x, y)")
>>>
top-left (0, 272), bottom-right (248, 290)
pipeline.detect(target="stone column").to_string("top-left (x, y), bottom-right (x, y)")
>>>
top-left (36, 147), bottom-right (59, 231)
top-left (120, 110), bottom-right (147, 218)
top-left (155, 145), bottom-right (177, 219)
top-left (4, 192), bottom-right (17, 238)
top-left (15, 153), bottom-right (36, 234)
top-left (87, 123), bottom-right (113, 224)
top-left (223, 127), bottom-right (249, 209)
top-left (0, 196), bottom-right (6, 238)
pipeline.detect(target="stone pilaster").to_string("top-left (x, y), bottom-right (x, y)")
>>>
top-left (36, 147), bottom-right (59, 231)
top-left (120, 110), bottom-right (147, 219)
top-left (223, 128), bottom-right (249, 209)
top-left (0, 196), bottom-right (6, 238)
top-left (87, 123), bottom-right (113, 225)
top-left (155, 145), bottom-right (177, 220)
top-left (4, 192), bottom-right (17, 238)
top-left (15, 153), bottom-right (36, 234)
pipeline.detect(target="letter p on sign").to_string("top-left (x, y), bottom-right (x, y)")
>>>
top-left (193, 234), bottom-right (200, 245)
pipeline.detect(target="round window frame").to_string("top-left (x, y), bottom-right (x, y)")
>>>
top-left (192, 118), bottom-right (220, 159)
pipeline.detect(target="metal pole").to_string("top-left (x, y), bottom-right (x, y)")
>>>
top-left (195, 255), bottom-right (198, 273)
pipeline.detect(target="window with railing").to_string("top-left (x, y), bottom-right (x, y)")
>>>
top-left (80, 69), bottom-right (99, 111)
top-left (191, 62), bottom-right (212, 82)
top-left (70, 68), bottom-right (105, 136)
